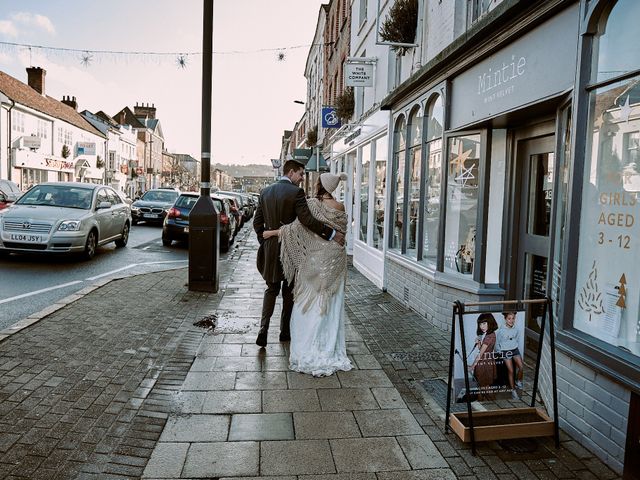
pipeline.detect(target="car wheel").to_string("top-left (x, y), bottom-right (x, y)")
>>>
top-left (115, 223), bottom-right (130, 248)
top-left (132, 219), bottom-right (138, 226)
top-left (220, 233), bottom-right (230, 253)
top-left (83, 230), bottom-right (98, 260)
top-left (162, 237), bottom-right (172, 247)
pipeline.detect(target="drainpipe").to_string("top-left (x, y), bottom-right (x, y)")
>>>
top-left (7, 98), bottom-right (15, 182)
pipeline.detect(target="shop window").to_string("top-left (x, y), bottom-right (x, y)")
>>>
top-left (421, 95), bottom-right (444, 266)
top-left (373, 135), bottom-right (388, 250)
top-left (21, 168), bottom-right (48, 190)
top-left (574, 0), bottom-right (640, 356)
top-left (405, 107), bottom-right (422, 257)
top-left (360, 143), bottom-right (371, 243)
top-left (551, 105), bottom-right (572, 322)
top-left (444, 134), bottom-right (481, 275)
top-left (359, 0), bottom-right (367, 26)
top-left (12, 110), bottom-right (24, 133)
top-left (391, 115), bottom-right (406, 250)
top-left (37, 119), bottom-right (48, 139)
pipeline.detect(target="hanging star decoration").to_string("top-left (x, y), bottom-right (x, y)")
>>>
top-left (450, 149), bottom-right (472, 175)
top-left (455, 164), bottom-right (476, 187)
top-left (618, 96), bottom-right (632, 123)
top-left (276, 50), bottom-right (286, 62)
top-left (176, 54), bottom-right (188, 69)
top-left (80, 51), bottom-right (93, 67)
top-left (593, 112), bottom-right (605, 130)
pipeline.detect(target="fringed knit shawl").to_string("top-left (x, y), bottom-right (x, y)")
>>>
top-left (279, 198), bottom-right (347, 314)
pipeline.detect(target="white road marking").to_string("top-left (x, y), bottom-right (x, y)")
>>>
top-left (1, 260), bottom-right (189, 305)
top-left (85, 265), bottom-right (137, 281)
top-left (85, 260), bottom-right (187, 280)
top-left (0, 281), bottom-right (83, 305)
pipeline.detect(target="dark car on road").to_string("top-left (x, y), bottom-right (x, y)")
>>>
top-left (162, 192), bottom-right (235, 252)
top-left (131, 189), bottom-right (180, 225)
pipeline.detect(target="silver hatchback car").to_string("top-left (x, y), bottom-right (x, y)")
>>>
top-left (0, 182), bottom-right (131, 260)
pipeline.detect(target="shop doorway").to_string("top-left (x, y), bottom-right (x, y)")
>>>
top-left (512, 130), bottom-right (555, 350)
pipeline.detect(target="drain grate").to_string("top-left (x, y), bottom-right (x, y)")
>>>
top-left (419, 378), bottom-right (467, 412)
top-left (378, 301), bottom-right (406, 315)
top-left (498, 438), bottom-right (539, 453)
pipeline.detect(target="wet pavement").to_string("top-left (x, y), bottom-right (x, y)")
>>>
top-left (0, 226), bottom-right (621, 479)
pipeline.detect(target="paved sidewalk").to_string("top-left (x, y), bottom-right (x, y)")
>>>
top-left (0, 228), bottom-right (621, 479)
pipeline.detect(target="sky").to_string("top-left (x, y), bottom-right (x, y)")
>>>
top-left (0, 0), bottom-right (325, 166)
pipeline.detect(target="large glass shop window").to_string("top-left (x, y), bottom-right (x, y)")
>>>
top-left (360, 143), bottom-right (371, 242)
top-left (574, 0), bottom-right (640, 356)
top-left (444, 134), bottom-right (481, 274)
top-left (406, 108), bottom-right (422, 256)
top-left (421, 95), bottom-right (443, 266)
top-left (391, 116), bottom-right (406, 250)
top-left (373, 135), bottom-right (388, 250)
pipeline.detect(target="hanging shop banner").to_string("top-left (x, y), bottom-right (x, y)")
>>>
top-left (322, 107), bottom-right (341, 129)
top-left (452, 311), bottom-right (526, 402)
top-left (345, 62), bottom-right (374, 87)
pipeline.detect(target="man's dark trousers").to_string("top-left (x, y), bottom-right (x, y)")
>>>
top-left (259, 279), bottom-right (293, 339)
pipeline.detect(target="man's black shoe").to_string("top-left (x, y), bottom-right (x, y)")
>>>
top-left (279, 333), bottom-right (291, 342)
top-left (256, 332), bottom-right (268, 347)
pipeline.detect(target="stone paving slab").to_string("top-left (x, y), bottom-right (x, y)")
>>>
top-left (263, 389), bottom-right (321, 412)
top-left (228, 413), bottom-right (294, 441)
top-left (182, 441), bottom-right (259, 477)
top-left (159, 415), bottom-right (230, 442)
top-left (330, 437), bottom-right (411, 473)
top-left (261, 439), bottom-right (336, 476)
top-left (317, 388), bottom-right (379, 411)
top-left (293, 411), bottom-right (361, 439)
top-left (202, 390), bottom-right (262, 414)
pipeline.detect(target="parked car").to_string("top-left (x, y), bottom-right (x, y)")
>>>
top-left (214, 196), bottom-right (237, 244)
top-left (223, 196), bottom-right (243, 233)
top-left (218, 191), bottom-right (252, 222)
top-left (130, 189), bottom-right (180, 225)
top-left (0, 191), bottom-right (11, 210)
top-left (0, 179), bottom-right (21, 203)
top-left (162, 192), bottom-right (234, 252)
top-left (0, 182), bottom-right (131, 260)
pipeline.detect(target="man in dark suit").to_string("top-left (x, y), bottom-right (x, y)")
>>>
top-left (253, 159), bottom-right (345, 347)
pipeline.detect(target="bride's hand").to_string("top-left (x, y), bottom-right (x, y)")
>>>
top-left (263, 229), bottom-right (280, 239)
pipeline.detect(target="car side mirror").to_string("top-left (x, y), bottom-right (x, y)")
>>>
top-left (97, 201), bottom-right (112, 210)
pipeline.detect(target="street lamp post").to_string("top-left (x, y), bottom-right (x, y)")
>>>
top-left (188, 0), bottom-right (219, 292)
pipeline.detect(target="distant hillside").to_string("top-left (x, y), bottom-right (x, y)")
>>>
top-left (213, 163), bottom-right (274, 177)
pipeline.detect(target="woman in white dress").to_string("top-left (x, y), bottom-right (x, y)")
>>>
top-left (262, 172), bottom-right (352, 376)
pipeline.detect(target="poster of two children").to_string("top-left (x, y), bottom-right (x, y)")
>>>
top-left (453, 311), bottom-right (526, 402)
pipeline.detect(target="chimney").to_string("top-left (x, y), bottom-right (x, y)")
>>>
top-left (133, 102), bottom-right (156, 120)
top-left (61, 95), bottom-right (78, 111)
top-left (26, 67), bottom-right (46, 95)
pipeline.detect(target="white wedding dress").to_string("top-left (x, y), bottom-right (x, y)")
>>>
top-left (289, 281), bottom-right (352, 377)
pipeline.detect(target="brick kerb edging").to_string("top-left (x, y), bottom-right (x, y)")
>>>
top-left (0, 265), bottom-right (189, 342)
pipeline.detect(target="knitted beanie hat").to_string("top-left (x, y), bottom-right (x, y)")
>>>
top-left (320, 172), bottom-right (348, 193)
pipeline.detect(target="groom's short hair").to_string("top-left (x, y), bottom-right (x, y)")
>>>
top-left (283, 159), bottom-right (304, 175)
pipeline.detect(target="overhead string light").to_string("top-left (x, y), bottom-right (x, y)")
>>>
top-left (0, 40), bottom-right (333, 69)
